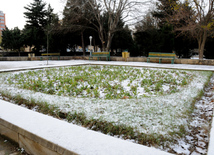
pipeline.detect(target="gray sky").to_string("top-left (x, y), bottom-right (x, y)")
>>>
top-left (0, 0), bottom-right (66, 29)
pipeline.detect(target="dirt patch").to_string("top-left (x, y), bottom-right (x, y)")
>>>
top-left (166, 75), bottom-right (214, 154)
top-left (0, 135), bottom-right (28, 155)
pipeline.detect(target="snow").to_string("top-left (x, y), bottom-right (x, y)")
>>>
top-left (0, 60), bottom-right (214, 155)
top-left (172, 140), bottom-right (190, 154)
top-left (0, 60), bottom-right (214, 72)
top-left (0, 96), bottom-right (171, 155)
top-left (0, 66), bottom-right (210, 136)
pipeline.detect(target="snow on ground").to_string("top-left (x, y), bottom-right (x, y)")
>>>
top-left (0, 60), bottom-right (214, 155)
top-left (0, 65), bottom-right (211, 137)
top-left (0, 99), bottom-right (172, 155)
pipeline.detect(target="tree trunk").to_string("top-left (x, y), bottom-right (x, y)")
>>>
top-left (81, 31), bottom-right (85, 56)
top-left (100, 35), bottom-right (106, 51)
top-left (106, 32), bottom-right (114, 52)
top-left (198, 30), bottom-right (207, 60)
top-left (46, 31), bottom-right (49, 65)
top-left (93, 35), bottom-right (96, 52)
top-left (98, 25), bottom-right (106, 51)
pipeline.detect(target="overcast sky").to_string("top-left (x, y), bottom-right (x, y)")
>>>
top-left (0, 0), bottom-right (66, 29)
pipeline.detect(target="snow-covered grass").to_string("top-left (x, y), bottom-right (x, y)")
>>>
top-left (0, 65), bottom-right (212, 146)
top-left (5, 65), bottom-right (192, 99)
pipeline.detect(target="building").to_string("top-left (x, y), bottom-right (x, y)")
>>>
top-left (0, 11), bottom-right (6, 35)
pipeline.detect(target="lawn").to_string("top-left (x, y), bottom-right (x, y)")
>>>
top-left (0, 65), bottom-right (212, 146)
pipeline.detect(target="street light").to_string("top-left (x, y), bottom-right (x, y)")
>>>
top-left (89, 36), bottom-right (93, 56)
top-left (89, 36), bottom-right (92, 46)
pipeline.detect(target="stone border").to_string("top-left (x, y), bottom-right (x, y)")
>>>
top-left (0, 119), bottom-right (77, 155)
top-left (207, 107), bottom-right (214, 155)
top-left (0, 100), bottom-right (172, 155)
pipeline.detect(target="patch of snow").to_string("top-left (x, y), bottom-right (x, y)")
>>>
top-left (172, 140), bottom-right (190, 154)
top-left (0, 60), bottom-right (214, 155)
top-left (0, 66), bottom-right (211, 138)
top-left (0, 99), bottom-right (171, 155)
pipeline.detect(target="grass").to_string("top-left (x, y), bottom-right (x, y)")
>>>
top-left (0, 65), bottom-right (212, 149)
top-left (5, 65), bottom-right (194, 99)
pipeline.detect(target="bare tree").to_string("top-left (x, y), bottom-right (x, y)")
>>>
top-left (62, 0), bottom-right (149, 51)
top-left (63, 0), bottom-right (93, 55)
top-left (166, 0), bottom-right (214, 59)
top-left (86, 0), bottom-right (150, 51)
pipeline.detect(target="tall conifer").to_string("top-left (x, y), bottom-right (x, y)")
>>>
top-left (23, 0), bottom-right (47, 52)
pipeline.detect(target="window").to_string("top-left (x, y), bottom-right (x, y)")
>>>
top-left (0, 21), bottom-right (4, 23)
top-left (1, 24), bottom-right (4, 27)
top-left (0, 17), bottom-right (4, 19)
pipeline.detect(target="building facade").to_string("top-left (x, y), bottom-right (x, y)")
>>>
top-left (0, 11), bottom-right (6, 35)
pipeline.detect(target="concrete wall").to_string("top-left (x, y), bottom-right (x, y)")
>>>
top-left (0, 118), bottom-right (77, 155)
top-left (1, 56), bottom-right (214, 65)
top-left (0, 57), bottom-right (29, 61)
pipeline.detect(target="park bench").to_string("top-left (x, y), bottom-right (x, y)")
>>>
top-left (89, 52), bottom-right (110, 61)
top-left (40, 53), bottom-right (60, 60)
top-left (147, 52), bottom-right (176, 64)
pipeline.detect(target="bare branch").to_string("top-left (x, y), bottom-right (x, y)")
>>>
top-left (165, 0), bottom-right (214, 59)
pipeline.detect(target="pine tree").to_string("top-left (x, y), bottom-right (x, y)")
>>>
top-left (1, 27), bottom-right (12, 50)
top-left (23, 0), bottom-right (47, 53)
top-left (1, 27), bottom-right (24, 54)
top-left (24, 0), bottom-right (47, 27)
top-left (153, 0), bottom-right (179, 28)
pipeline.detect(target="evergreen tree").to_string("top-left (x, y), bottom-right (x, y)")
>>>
top-left (23, 0), bottom-right (48, 53)
top-left (111, 20), bottom-right (134, 55)
top-left (134, 11), bottom-right (177, 57)
top-left (45, 4), bottom-right (54, 55)
top-left (1, 27), bottom-right (12, 50)
top-left (24, 0), bottom-right (47, 27)
top-left (12, 27), bottom-right (24, 55)
top-left (153, 0), bottom-right (179, 28)
top-left (0, 34), bottom-right (2, 45)
top-left (1, 27), bottom-right (24, 55)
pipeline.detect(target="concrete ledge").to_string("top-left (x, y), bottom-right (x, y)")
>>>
top-left (0, 100), bottom-right (172, 155)
top-left (207, 108), bottom-right (214, 155)
top-left (0, 119), bottom-right (77, 155)
top-left (0, 57), bottom-right (29, 61)
top-left (0, 122), bottom-right (19, 142)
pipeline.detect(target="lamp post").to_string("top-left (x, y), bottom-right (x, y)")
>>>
top-left (89, 36), bottom-right (92, 46)
top-left (89, 36), bottom-right (92, 56)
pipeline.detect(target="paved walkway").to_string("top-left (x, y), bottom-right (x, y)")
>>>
top-left (0, 60), bottom-right (213, 155)
top-left (1, 60), bottom-right (214, 71)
